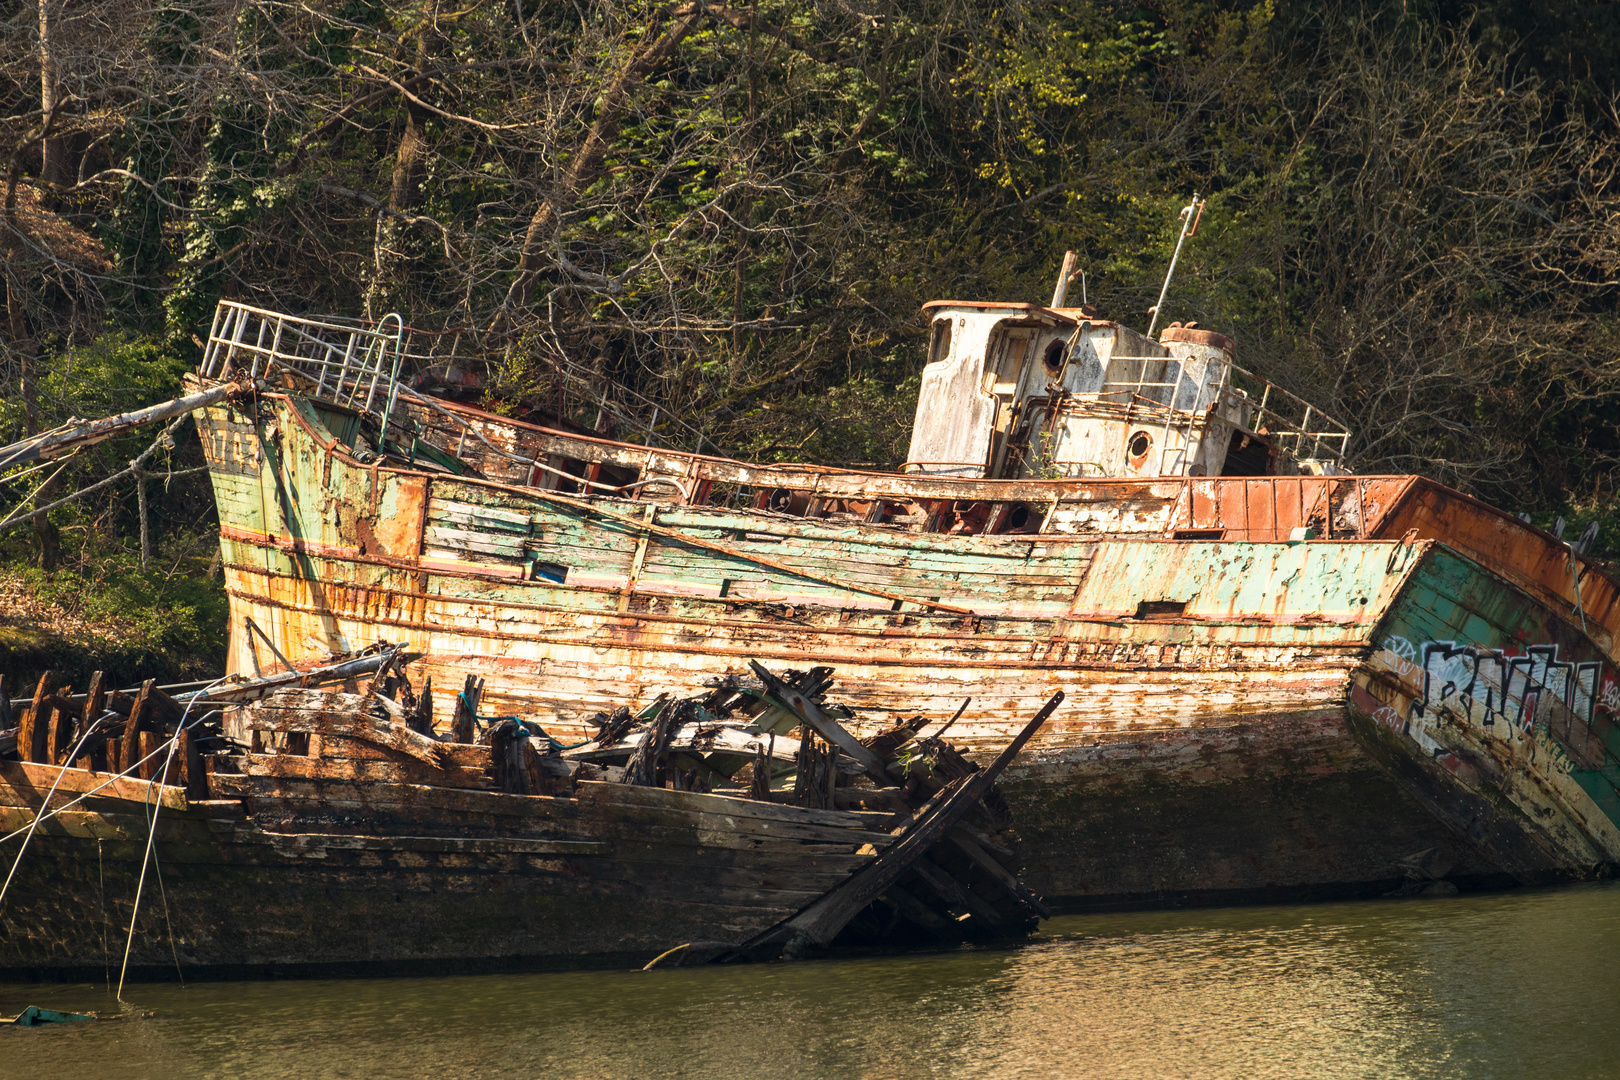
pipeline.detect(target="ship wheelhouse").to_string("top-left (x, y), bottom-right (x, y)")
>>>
top-left (906, 301), bottom-right (1351, 482)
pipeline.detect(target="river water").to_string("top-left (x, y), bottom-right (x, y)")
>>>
top-left (5, 881), bottom-right (1618, 1080)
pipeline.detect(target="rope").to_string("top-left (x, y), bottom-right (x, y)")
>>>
top-left (118, 673), bottom-right (233, 1000)
top-left (0, 414), bottom-right (189, 532)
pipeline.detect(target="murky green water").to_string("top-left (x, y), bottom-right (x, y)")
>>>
top-left (5, 882), bottom-right (1619, 1079)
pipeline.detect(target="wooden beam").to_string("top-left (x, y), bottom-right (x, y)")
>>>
top-left (246, 689), bottom-right (446, 767)
top-left (121, 680), bottom-right (153, 773)
top-left (737, 689), bottom-right (1064, 951)
top-left (44, 686), bottom-right (75, 766)
top-left (748, 660), bottom-right (888, 784)
top-left (908, 855), bottom-right (1013, 933)
top-left (945, 829), bottom-right (1052, 918)
top-left (18, 671), bottom-right (53, 764)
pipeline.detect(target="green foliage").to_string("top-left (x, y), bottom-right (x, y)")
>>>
top-left (0, 334), bottom-right (190, 442)
top-left (16, 557), bottom-right (229, 683)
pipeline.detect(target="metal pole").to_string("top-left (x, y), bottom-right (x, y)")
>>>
top-left (1147, 195), bottom-right (1205, 338)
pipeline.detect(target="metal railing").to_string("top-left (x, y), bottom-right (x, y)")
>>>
top-left (1221, 363), bottom-right (1351, 465)
top-left (200, 301), bottom-right (709, 454)
top-left (201, 302), bottom-right (407, 434)
top-left (1085, 352), bottom-right (1351, 472)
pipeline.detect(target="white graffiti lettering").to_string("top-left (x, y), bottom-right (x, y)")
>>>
top-left (1380, 637), bottom-right (1608, 734)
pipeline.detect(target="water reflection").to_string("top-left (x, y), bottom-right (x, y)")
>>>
top-left (5, 882), bottom-right (1619, 1080)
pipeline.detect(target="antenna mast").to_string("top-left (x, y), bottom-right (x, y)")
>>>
top-left (1146, 195), bottom-right (1206, 337)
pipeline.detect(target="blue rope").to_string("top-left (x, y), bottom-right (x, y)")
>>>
top-left (455, 692), bottom-right (590, 751)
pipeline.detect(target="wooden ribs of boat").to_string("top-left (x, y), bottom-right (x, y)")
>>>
top-left (0, 657), bottom-right (1055, 978)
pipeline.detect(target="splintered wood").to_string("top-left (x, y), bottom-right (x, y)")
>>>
top-left (0, 645), bottom-right (1058, 958)
top-left (568, 661), bottom-right (1058, 947)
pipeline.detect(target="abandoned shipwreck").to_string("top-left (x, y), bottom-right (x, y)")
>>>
top-left (7, 192), bottom-right (1619, 936)
top-left (152, 255), bottom-right (1620, 914)
top-left (0, 648), bottom-right (1057, 978)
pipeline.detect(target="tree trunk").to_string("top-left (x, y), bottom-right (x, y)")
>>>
top-left (38, 0), bottom-right (69, 190)
top-left (3, 268), bottom-right (58, 570)
top-left (367, 0), bottom-right (447, 318)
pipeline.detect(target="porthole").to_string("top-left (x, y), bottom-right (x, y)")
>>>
top-left (1127, 430), bottom-right (1153, 469)
top-left (1041, 339), bottom-right (1066, 375)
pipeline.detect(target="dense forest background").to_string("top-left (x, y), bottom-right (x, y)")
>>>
top-left (3, 0), bottom-right (1620, 671)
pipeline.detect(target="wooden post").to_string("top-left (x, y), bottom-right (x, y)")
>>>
top-left (180, 727), bottom-right (208, 799)
top-left (137, 730), bottom-right (161, 781)
top-left (407, 674), bottom-right (433, 735)
top-left (747, 739), bottom-right (772, 801)
top-left (45, 685), bottom-right (74, 765)
top-left (121, 679), bottom-right (153, 773)
top-left (450, 673), bottom-right (481, 743)
top-left (80, 670), bottom-right (106, 768)
top-left (18, 670), bottom-right (53, 763)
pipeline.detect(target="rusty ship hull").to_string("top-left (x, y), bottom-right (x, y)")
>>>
top-left (187, 374), bottom-right (1620, 911)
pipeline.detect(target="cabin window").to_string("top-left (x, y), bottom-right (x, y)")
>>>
top-left (530, 561), bottom-right (568, 584)
top-left (1172, 529), bottom-right (1225, 540)
top-left (929, 320), bottom-right (953, 365)
top-left (1134, 600), bottom-right (1189, 621)
top-left (1221, 431), bottom-right (1275, 476)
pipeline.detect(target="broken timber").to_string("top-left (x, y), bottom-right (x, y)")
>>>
top-left (734, 690), bottom-right (1063, 958)
top-left (0, 654), bottom-right (1056, 977)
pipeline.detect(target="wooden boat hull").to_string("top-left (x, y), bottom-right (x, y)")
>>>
top-left (0, 764), bottom-right (885, 978)
top-left (189, 389), bottom-right (1620, 911)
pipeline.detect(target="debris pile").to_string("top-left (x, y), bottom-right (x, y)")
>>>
top-left (569, 660), bottom-right (1056, 945)
top-left (0, 645), bottom-right (1060, 971)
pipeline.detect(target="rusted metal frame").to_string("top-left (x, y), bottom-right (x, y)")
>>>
top-left (267, 387), bottom-right (1416, 552)
top-left (226, 304), bottom-right (251, 374)
top-left (426, 395), bottom-right (1377, 507)
top-left (1165, 477), bottom-right (1191, 537)
top-left (1238, 476), bottom-right (1250, 542)
top-left (251, 313), bottom-right (271, 379)
top-left (203, 304), bottom-right (227, 376)
top-left (395, 385), bottom-right (631, 498)
top-left (320, 323), bottom-right (355, 399)
top-left (1155, 357), bottom-right (1189, 476)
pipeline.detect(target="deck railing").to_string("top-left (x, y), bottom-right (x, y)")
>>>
top-left (201, 302), bottom-right (408, 434)
top-left (1094, 353), bottom-right (1352, 471)
top-left (200, 301), bottom-right (709, 453)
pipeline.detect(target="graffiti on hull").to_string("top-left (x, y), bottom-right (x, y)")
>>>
top-left (1377, 636), bottom-right (1618, 775)
top-left (1381, 637), bottom-right (1604, 729)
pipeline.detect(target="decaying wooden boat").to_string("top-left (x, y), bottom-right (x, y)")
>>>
top-left (0, 652), bottom-right (1055, 979)
top-left (164, 289), bottom-right (1620, 915)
